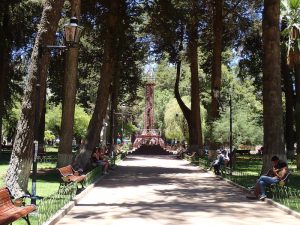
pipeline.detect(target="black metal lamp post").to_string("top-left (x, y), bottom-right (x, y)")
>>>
top-left (31, 17), bottom-right (82, 205)
top-left (213, 87), bottom-right (233, 170)
top-left (229, 95), bottom-right (233, 169)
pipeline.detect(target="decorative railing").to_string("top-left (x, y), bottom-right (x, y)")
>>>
top-left (36, 182), bottom-right (77, 225)
top-left (31, 156), bottom-right (119, 225)
top-left (185, 154), bottom-right (300, 213)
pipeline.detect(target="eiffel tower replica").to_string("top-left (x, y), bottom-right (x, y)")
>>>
top-left (132, 73), bottom-right (167, 154)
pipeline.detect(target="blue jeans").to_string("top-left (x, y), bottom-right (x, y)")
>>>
top-left (258, 176), bottom-right (279, 196)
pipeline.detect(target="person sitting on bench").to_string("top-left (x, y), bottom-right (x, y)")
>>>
top-left (91, 147), bottom-right (109, 174)
top-left (249, 155), bottom-right (288, 201)
top-left (211, 150), bottom-right (225, 175)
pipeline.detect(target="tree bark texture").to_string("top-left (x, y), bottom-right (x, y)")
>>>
top-left (174, 60), bottom-right (192, 144)
top-left (211, 0), bottom-right (223, 119)
top-left (38, 93), bottom-right (46, 153)
top-left (174, 28), bottom-right (192, 147)
top-left (282, 49), bottom-right (295, 159)
top-left (5, 0), bottom-right (65, 197)
top-left (57, 0), bottom-right (81, 168)
top-left (187, 10), bottom-right (203, 152)
top-left (295, 66), bottom-right (300, 169)
top-left (111, 68), bottom-right (121, 143)
top-left (75, 0), bottom-right (122, 170)
top-left (262, 0), bottom-right (285, 173)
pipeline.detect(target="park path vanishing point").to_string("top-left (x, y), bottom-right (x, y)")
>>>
top-left (56, 155), bottom-right (299, 225)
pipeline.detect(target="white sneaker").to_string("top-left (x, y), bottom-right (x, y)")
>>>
top-left (259, 195), bottom-right (266, 201)
top-left (104, 171), bottom-right (109, 175)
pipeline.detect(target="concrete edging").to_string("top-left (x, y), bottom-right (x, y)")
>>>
top-left (43, 174), bottom-right (106, 225)
top-left (194, 161), bottom-right (300, 220)
top-left (227, 177), bottom-right (300, 219)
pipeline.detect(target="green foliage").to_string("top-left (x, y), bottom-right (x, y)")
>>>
top-left (164, 96), bottom-right (207, 141)
top-left (45, 104), bottom-right (62, 137)
top-left (281, 0), bottom-right (300, 65)
top-left (3, 102), bottom-right (21, 141)
top-left (45, 104), bottom-right (91, 140)
top-left (44, 130), bottom-right (55, 142)
top-left (73, 105), bottom-right (91, 140)
top-left (212, 107), bottom-right (263, 147)
top-left (211, 69), bottom-right (263, 147)
top-left (154, 60), bottom-right (176, 131)
top-left (164, 98), bottom-right (187, 140)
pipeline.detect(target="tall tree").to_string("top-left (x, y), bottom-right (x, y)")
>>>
top-left (281, 17), bottom-right (295, 159)
top-left (262, 0), bottom-right (285, 172)
top-left (5, 0), bottom-right (65, 197)
top-left (0, 2), bottom-right (11, 152)
top-left (75, 0), bottom-right (123, 170)
top-left (282, 0), bottom-right (300, 168)
top-left (186, 0), bottom-right (203, 152)
top-left (57, 0), bottom-right (82, 168)
top-left (145, 0), bottom-right (203, 152)
top-left (210, 0), bottom-right (223, 120)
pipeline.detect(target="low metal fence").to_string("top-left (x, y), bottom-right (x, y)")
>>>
top-left (31, 164), bottom-right (103, 225)
top-left (185, 154), bottom-right (300, 213)
top-left (36, 182), bottom-right (77, 224)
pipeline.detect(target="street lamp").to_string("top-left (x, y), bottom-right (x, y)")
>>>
top-left (213, 87), bottom-right (233, 170)
top-left (32, 17), bottom-right (82, 205)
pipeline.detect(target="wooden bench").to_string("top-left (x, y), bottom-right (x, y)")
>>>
top-left (235, 149), bottom-right (251, 155)
top-left (57, 165), bottom-right (86, 188)
top-left (267, 172), bottom-right (292, 198)
top-left (0, 187), bottom-right (36, 225)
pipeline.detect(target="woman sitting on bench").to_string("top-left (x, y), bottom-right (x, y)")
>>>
top-left (91, 147), bottom-right (109, 174)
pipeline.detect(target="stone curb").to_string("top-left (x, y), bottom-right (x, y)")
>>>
top-left (43, 153), bottom-right (127, 225)
top-left (265, 198), bottom-right (300, 219)
top-left (44, 174), bottom-right (106, 225)
top-left (43, 155), bottom-right (126, 225)
top-left (193, 161), bottom-right (300, 220)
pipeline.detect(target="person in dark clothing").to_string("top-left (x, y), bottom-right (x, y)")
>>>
top-left (250, 156), bottom-right (288, 200)
top-left (211, 150), bottom-right (225, 175)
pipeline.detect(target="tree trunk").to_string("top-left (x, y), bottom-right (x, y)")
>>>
top-left (211, 0), bottom-right (223, 119)
top-left (5, 0), bottom-right (65, 197)
top-left (295, 65), bottom-right (300, 169)
top-left (187, 11), bottom-right (203, 154)
top-left (174, 60), bottom-right (192, 143)
top-left (262, 0), bottom-right (285, 173)
top-left (111, 69), bottom-right (121, 140)
top-left (282, 49), bottom-right (295, 159)
top-left (75, 0), bottom-right (121, 170)
top-left (0, 47), bottom-right (8, 153)
top-left (174, 27), bottom-right (192, 146)
top-left (57, 0), bottom-right (81, 168)
top-left (0, 2), bottom-right (11, 152)
top-left (209, 0), bottom-right (223, 151)
top-left (38, 93), bottom-right (46, 154)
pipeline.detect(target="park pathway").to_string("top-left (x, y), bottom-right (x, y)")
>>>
top-left (56, 155), bottom-right (299, 225)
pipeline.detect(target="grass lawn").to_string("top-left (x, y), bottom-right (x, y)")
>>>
top-left (0, 151), bottom-right (60, 195)
top-left (231, 156), bottom-right (300, 189)
top-left (1, 151), bottom-right (61, 225)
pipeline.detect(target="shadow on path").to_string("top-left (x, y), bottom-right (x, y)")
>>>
top-left (56, 155), bottom-right (299, 225)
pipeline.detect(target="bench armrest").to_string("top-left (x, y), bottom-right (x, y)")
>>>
top-left (62, 176), bottom-right (71, 182)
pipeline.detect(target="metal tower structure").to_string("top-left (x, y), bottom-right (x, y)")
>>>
top-left (144, 77), bottom-right (155, 130)
top-left (133, 73), bottom-right (165, 149)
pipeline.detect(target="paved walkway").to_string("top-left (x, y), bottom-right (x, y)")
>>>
top-left (56, 155), bottom-right (299, 225)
